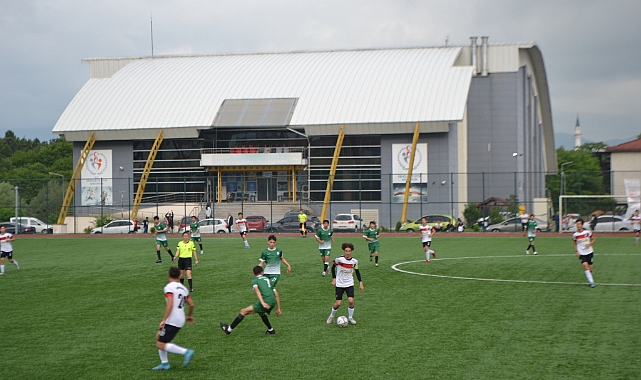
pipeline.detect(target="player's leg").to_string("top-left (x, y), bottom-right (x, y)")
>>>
top-left (346, 287), bottom-right (357, 324)
top-left (221, 305), bottom-right (256, 334)
top-left (198, 240), bottom-right (203, 255)
top-left (0, 254), bottom-right (5, 274)
top-left (8, 257), bottom-right (18, 269)
top-left (531, 238), bottom-right (537, 255)
top-left (303, 223), bottom-right (307, 237)
top-left (636, 230), bottom-right (640, 245)
top-left (179, 269), bottom-right (185, 284)
top-left (162, 241), bottom-right (173, 260)
top-left (581, 258), bottom-right (595, 287)
top-left (327, 288), bottom-right (343, 324)
top-left (154, 325), bottom-right (191, 370)
top-left (261, 312), bottom-right (276, 334)
top-left (155, 243), bottom-right (163, 263)
top-left (423, 242), bottom-right (431, 263)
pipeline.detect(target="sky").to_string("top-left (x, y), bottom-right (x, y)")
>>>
top-left (1, 0), bottom-right (640, 144)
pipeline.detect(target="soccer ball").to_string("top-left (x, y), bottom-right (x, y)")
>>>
top-left (336, 316), bottom-right (348, 327)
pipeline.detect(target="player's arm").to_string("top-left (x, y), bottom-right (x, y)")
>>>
top-left (588, 234), bottom-right (595, 248)
top-left (315, 233), bottom-right (323, 243)
top-left (258, 258), bottom-right (266, 268)
top-left (362, 233), bottom-right (370, 241)
top-left (331, 260), bottom-right (337, 286)
top-left (6, 235), bottom-right (15, 242)
top-left (192, 244), bottom-right (198, 265)
top-left (355, 268), bottom-right (364, 291)
top-left (160, 293), bottom-right (174, 328)
top-left (185, 295), bottom-right (195, 324)
top-left (281, 257), bottom-right (292, 274)
top-left (573, 239), bottom-right (580, 257)
top-left (253, 285), bottom-right (270, 309)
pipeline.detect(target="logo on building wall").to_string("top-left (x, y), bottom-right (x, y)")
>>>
top-left (87, 151), bottom-right (109, 176)
top-left (392, 143), bottom-right (428, 184)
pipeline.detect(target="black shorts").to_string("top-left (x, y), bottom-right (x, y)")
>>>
top-left (422, 241), bottom-right (431, 247)
top-left (521, 222), bottom-right (527, 230)
top-left (178, 257), bottom-right (192, 270)
top-left (578, 253), bottom-right (594, 265)
top-left (635, 229), bottom-right (640, 233)
top-left (239, 231), bottom-right (247, 236)
top-left (157, 324), bottom-right (181, 343)
top-left (335, 286), bottom-right (355, 300)
top-left (0, 251), bottom-right (12, 259)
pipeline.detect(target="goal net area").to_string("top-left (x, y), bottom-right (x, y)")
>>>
top-left (558, 195), bottom-right (638, 233)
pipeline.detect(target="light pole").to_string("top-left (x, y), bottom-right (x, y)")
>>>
top-left (48, 172), bottom-right (65, 204)
top-left (560, 161), bottom-right (573, 196)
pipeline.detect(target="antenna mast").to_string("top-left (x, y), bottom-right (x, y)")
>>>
top-left (150, 14), bottom-right (154, 57)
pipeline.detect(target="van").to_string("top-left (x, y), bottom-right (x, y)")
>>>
top-left (10, 217), bottom-right (53, 234)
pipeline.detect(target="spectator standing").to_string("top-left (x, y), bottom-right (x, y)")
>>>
top-left (143, 217), bottom-right (149, 234)
top-left (226, 212), bottom-right (233, 233)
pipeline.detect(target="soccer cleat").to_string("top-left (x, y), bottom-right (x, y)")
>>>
top-left (265, 329), bottom-right (276, 335)
top-left (156, 260), bottom-right (162, 263)
top-left (326, 315), bottom-right (334, 324)
top-left (0, 272), bottom-right (3, 275)
top-left (321, 271), bottom-right (326, 277)
top-left (183, 349), bottom-right (195, 367)
top-left (526, 251), bottom-right (529, 255)
top-left (425, 260), bottom-right (430, 263)
top-left (590, 282), bottom-right (596, 288)
top-left (14, 261), bottom-right (19, 269)
top-left (200, 251), bottom-right (203, 255)
top-left (152, 362), bottom-right (170, 371)
top-left (431, 251), bottom-right (436, 259)
top-left (220, 322), bottom-right (231, 335)
top-left (348, 317), bottom-right (357, 325)
top-left (375, 263), bottom-right (379, 267)
top-left (533, 251), bottom-right (538, 255)
top-left (190, 288), bottom-right (194, 292)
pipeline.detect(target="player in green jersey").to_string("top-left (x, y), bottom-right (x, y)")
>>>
top-left (315, 220), bottom-right (335, 276)
top-left (220, 266), bottom-right (281, 335)
top-left (258, 235), bottom-right (291, 316)
top-left (363, 221), bottom-right (380, 266)
top-left (523, 214), bottom-right (538, 255)
top-left (189, 216), bottom-right (203, 255)
top-left (154, 216), bottom-right (174, 263)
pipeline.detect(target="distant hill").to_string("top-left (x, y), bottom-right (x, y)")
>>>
top-left (554, 133), bottom-right (635, 150)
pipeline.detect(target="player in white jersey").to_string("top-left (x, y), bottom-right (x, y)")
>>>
top-left (419, 217), bottom-right (436, 263)
top-left (0, 225), bottom-right (19, 275)
top-left (326, 243), bottom-right (363, 325)
top-left (152, 267), bottom-right (195, 370)
top-left (236, 212), bottom-right (250, 249)
top-left (572, 219), bottom-right (596, 288)
top-left (629, 210), bottom-right (640, 245)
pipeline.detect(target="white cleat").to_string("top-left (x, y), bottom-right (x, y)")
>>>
top-left (349, 318), bottom-right (357, 325)
top-left (533, 251), bottom-right (538, 255)
top-left (526, 251), bottom-right (529, 255)
top-left (321, 271), bottom-right (326, 277)
top-left (326, 315), bottom-right (334, 324)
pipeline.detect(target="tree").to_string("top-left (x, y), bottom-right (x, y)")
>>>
top-left (463, 203), bottom-right (482, 228)
top-left (0, 182), bottom-right (16, 222)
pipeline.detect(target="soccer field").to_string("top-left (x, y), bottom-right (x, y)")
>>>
top-left (1, 233), bottom-right (640, 379)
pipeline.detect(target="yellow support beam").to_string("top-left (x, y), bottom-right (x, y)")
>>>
top-left (401, 123), bottom-right (421, 224)
top-left (131, 130), bottom-right (164, 220)
top-left (57, 132), bottom-right (96, 224)
top-left (321, 126), bottom-right (345, 221)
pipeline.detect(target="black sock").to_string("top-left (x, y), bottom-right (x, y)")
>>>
top-left (157, 250), bottom-right (161, 260)
top-left (199, 244), bottom-right (203, 251)
top-left (324, 263), bottom-right (329, 272)
top-left (230, 314), bottom-right (245, 329)
top-left (532, 246), bottom-right (535, 252)
top-left (526, 245), bottom-right (531, 251)
top-left (260, 314), bottom-right (272, 329)
top-left (180, 278), bottom-right (184, 284)
top-left (188, 278), bottom-right (193, 288)
top-left (167, 249), bottom-right (173, 259)
top-left (375, 256), bottom-right (379, 263)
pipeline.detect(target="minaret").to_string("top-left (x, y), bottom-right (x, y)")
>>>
top-left (574, 115), bottom-right (582, 150)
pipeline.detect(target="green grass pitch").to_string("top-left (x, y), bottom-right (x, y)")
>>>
top-left (1, 233), bottom-right (640, 379)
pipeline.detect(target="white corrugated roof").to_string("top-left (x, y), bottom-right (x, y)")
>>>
top-left (53, 47), bottom-right (474, 135)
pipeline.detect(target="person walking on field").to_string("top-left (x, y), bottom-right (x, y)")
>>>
top-left (0, 225), bottom-right (19, 275)
top-left (523, 214), bottom-right (538, 255)
top-left (298, 209), bottom-right (308, 238)
top-left (174, 231), bottom-right (198, 292)
top-left (629, 210), bottom-right (640, 245)
top-left (236, 212), bottom-right (250, 249)
top-left (326, 242), bottom-right (363, 325)
top-left (154, 216), bottom-right (174, 263)
top-left (420, 217), bottom-right (436, 263)
top-left (572, 218), bottom-right (596, 288)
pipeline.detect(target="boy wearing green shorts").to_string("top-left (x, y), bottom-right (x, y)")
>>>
top-left (523, 214), bottom-right (538, 255)
top-left (258, 235), bottom-right (291, 316)
top-left (154, 216), bottom-right (173, 263)
top-left (315, 220), bottom-right (334, 277)
top-left (363, 221), bottom-right (380, 266)
top-left (219, 266), bottom-right (281, 335)
top-left (190, 216), bottom-right (203, 255)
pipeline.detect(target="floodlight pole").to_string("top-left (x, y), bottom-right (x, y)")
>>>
top-left (560, 161), bottom-right (573, 196)
top-left (14, 186), bottom-right (19, 234)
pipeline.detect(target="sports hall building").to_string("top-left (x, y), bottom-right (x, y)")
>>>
top-left (53, 37), bottom-right (556, 224)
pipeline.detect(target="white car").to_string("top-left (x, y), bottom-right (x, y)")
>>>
top-left (566, 215), bottom-right (633, 232)
top-left (332, 214), bottom-right (365, 232)
top-left (91, 220), bottom-right (134, 234)
top-left (10, 217), bottom-right (53, 234)
top-left (179, 218), bottom-right (231, 234)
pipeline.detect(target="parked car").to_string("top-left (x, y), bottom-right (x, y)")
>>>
top-left (487, 217), bottom-right (549, 232)
top-left (178, 216), bottom-right (192, 231)
top-left (196, 218), bottom-right (231, 234)
top-left (246, 216), bottom-right (268, 232)
top-left (399, 214), bottom-right (456, 233)
top-left (90, 220), bottom-right (134, 234)
top-left (567, 215), bottom-right (633, 232)
top-left (266, 216), bottom-right (320, 233)
top-left (0, 222), bottom-right (36, 234)
top-left (10, 217), bottom-right (53, 234)
top-left (332, 214), bottom-right (366, 232)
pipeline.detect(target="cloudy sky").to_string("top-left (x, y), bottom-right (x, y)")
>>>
top-left (1, 0), bottom-right (640, 145)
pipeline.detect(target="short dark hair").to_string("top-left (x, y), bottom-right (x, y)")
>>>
top-left (268, 235), bottom-right (277, 242)
top-left (370, 221), bottom-right (376, 225)
top-left (253, 265), bottom-right (264, 275)
top-left (323, 219), bottom-right (330, 224)
top-left (341, 242), bottom-right (355, 251)
top-left (576, 218), bottom-right (584, 225)
top-left (168, 267), bottom-right (181, 279)
top-left (238, 212), bottom-right (243, 216)
top-left (191, 215), bottom-right (197, 219)
top-left (182, 231), bottom-right (190, 236)
top-left (153, 216), bottom-right (159, 220)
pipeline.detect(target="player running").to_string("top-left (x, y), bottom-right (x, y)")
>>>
top-left (154, 216), bottom-right (174, 263)
top-left (236, 212), bottom-right (250, 249)
top-left (420, 217), bottom-right (436, 263)
top-left (572, 218), bottom-right (596, 288)
top-left (363, 221), bottom-right (380, 267)
top-left (152, 267), bottom-right (195, 371)
top-left (0, 225), bottom-right (19, 275)
top-left (326, 243), bottom-right (363, 325)
top-left (220, 266), bottom-right (281, 335)
top-left (315, 219), bottom-right (334, 276)
top-left (189, 216), bottom-right (204, 255)
top-left (174, 231), bottom-right (198, 292)
top-left (523, 214), bottom-right (538, 255)
top-left (258, 235), bottom-right (291, 315)
top-left (629, 210), bottom-right (640, 245)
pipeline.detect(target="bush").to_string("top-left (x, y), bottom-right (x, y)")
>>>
top-left (150, 227), bottom-right (156, 233)
top-left (395, 221), bottom-right (402, 232)
top-left (472, 224), bottom-right (480, 232)
top-left (489, 206), bottom-right (504, 225)
top-left (463, 203), bottom-right (482, 227)
top-left (84, 214), bottom-right (114, 234)
top-left (379, 226), bottom-right (390, 232)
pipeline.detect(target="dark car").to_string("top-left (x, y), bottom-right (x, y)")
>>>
top-left (0, 222), bottom-right (36, 234)
top-left (245, 216), bottom-right (268, 232)
top-left (266, 216), bottom-right (320, 233)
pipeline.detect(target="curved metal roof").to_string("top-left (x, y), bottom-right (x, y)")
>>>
top-left (53, 47), bottom-right (473, 135)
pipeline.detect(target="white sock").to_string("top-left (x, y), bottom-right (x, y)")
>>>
top-left (348, 307), bottom-right (354, 319)
top-left (244, 241), bottom-right (249, 246)
top-left (164, 343), bottom-right (187, 355)
top-left (329, 308), bottom-right (337, 317)
top-left (1, 265), bottom-right (4, 273)
top-left (158, 349), bottom-right (168, 362)
top-left (636, 237), bottom-right (639, 243)
top-left (584, 270), bottom-right (594, 284)
top-left (425, 251), bottom-right (430, 260)
top-left (13, 261), bottom-right (18, 267)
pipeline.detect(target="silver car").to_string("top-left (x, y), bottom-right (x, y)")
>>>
top-left (90, 220), bottom-right (134, 234)
top-left (487, 217), bottom-right (548, 232)
top-left (567, 215), bottom-right (633, 232)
